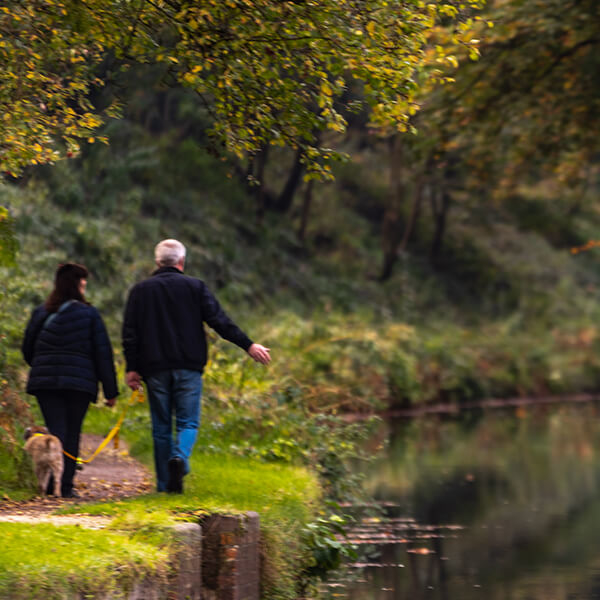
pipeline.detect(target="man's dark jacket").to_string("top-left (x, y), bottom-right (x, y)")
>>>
top-left (122, 267), bottom-right (253, 377)
top-left (22, 301), bottom-right (118, 400)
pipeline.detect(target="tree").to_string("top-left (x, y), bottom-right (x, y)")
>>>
top-left (0, 0), bottom-right (484, 178)
top-left (432, 0), bottom-right (600, 194)
top-left (376, 0), bottom-right (600, 279)
top-left (0, 1), bottom-right (129, 175)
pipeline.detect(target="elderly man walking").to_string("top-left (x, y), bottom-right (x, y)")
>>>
top-left (122, 239), bottom-right (271, 493)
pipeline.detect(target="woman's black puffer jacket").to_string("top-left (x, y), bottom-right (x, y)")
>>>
top-left (22, 301), bottom-right (118, 400)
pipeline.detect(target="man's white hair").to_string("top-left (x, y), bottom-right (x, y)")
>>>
top-left (155, 239), bottom-right (186, 267)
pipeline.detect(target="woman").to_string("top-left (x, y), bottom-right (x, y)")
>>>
top-left (22, 263), bottom-right (118, 498)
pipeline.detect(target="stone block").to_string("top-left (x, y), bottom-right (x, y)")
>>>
top-left (169, 522), bottom-right (202, 600)
top-left (200, 512), bottom-right (260, 600)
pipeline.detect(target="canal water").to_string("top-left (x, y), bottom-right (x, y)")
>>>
top-left (321, 401), bottom-right (600, 599)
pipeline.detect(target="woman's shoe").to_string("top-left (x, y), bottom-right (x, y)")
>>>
top-left (61, 489), bottom-right (80, 499)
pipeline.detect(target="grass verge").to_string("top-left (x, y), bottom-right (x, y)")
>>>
top-left (0, 394), bottom-right (322, 600)
top-left (0, 521), bottom-right (173, 599)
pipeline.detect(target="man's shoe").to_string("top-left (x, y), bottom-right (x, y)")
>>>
top-left (167, 457), bottom-right (185, 493)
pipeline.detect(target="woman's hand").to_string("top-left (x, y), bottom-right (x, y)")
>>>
top-left (126, 370), bottom-right (142, 390)
top-left (105, 397), bottom-right (117, 407)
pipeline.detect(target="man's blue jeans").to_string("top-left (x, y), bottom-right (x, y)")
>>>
top-left (145, 369), bottom-right (203, 492)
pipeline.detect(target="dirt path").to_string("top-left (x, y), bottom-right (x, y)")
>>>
top-left (0, 433), bottom-right (153, 527)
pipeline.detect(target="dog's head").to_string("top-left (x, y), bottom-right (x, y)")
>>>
top-left (24, 425), bottom-right (49, 441)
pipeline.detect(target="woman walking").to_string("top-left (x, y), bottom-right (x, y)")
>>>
top-left (22, 263), bottom-right (118, 498)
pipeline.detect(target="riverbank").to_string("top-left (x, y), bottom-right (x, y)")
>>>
top-left (0, 424), bottom-right (321, 599)
top-left (379, 392), bottom-right (600, 418)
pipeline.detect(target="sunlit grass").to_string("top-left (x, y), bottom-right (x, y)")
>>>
top-left (0, 522), bottom-right (172, 599)
top-left (69, 402), bottom-right (321, 600)
top-left (64, 451), bottom-right (320, 535)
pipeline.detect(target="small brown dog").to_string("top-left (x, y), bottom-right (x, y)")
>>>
top-left (24, 426), bottom-right (63, 497)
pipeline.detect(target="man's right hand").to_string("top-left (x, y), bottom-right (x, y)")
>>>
top-left (126, 370), bottom-right (142, 390)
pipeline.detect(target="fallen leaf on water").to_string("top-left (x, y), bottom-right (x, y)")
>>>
top-left (407, 548), bottom-right (434, 555)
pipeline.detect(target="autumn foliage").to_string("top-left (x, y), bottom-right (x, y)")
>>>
top-left (0, 0), bottom-right (484, 176)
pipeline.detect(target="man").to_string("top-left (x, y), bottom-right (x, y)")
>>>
top-left (122, 239), bottom-right (271, 493)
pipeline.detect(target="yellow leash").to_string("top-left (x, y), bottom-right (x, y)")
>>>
top-left (63, 388), bottom-right (145, 464)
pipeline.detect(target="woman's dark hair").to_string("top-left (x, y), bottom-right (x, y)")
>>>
top-left (45, 263), bottom-right (89, 312)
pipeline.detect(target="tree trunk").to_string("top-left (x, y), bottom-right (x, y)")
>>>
top-left (298, 179), bottom-right (314, 243)
top-left (254, 145), bottom-right (269, 221)
top-left (430, 189), bottom-right (450, 266)
top-left (379, 136), bottom-right (404, 281)
top-left (273, 147), bottom-right (305, 213)
top-left (400, 178), bottom-right (424, 251)
top-left (230, 149), bottom-right (276, 221)
top-left (378, 136), bottom-right (428, 281)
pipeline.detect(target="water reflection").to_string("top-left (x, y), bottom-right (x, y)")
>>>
top-left (321, 402), bottom-right (600, 599)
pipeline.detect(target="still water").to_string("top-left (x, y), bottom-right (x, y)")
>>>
top-left (321, 401), bottom-right (600, 599)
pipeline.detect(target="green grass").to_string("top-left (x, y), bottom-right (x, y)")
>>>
top-left (65, 452), bottom-right (321, 598)
top-left (67, 399), bottom-right (322, 600)
top-left (82, 389), bottom-right (319, 512)
top-left (0, 436), bottom-right (320, 599)
top-left (72, 453), bottom-right (320, 519)
top-left (0, 522), bottom-right (173, 599)
top-left (0, 387), bottom-right (322, 599)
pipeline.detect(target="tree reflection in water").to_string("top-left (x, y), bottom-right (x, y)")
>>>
top-left (321, 402), bottom-right (600, 600)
